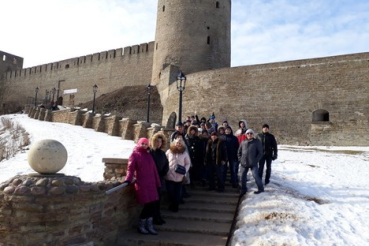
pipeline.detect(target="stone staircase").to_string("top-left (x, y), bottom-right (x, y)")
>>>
top-left (116, 183), bottom-right (240, 246)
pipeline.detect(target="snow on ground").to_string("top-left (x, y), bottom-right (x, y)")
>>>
top-left (232, 146), bottom-right (369, 246)
top-left (1, 113), bottom-right (369, 246)
top-left (0, 114), bottom-right (135, 182)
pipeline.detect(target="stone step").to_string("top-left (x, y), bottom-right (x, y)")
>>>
top-left (181, 194), bottom-right (238, 206)
top-left (179, 201), bottom-right (237, 214)
top-left (117, 230), bottom-right (227, 246)
top-left (162, 209), bottom-right (234, 223)
top-left (155, 218), bottom-right (230, 236)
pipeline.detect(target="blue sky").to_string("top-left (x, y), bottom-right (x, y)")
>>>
top-left (1, 0), bottom-right (369, 68)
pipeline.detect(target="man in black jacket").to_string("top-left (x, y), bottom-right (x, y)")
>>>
top-left (257, 124), bottom-right (278, 185)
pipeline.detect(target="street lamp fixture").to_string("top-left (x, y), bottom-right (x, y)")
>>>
top-left (92, 84), bottom-right (98, 115)
top-left (176, 71), bottom-right (186, 124)
top-left (34, 87), bottom-right (39, 106)
top-left (146, 84), bottom-right (152, 122)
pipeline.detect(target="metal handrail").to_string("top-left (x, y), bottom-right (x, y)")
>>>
top-left (105, 178), bottom-right (136, 195)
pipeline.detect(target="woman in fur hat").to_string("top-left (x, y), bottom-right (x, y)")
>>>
top-left (150, 133), bottom-right (169, 225)
top-left (165, 137), bottom-right (191, 212)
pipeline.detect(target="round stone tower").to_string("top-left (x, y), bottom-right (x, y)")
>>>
top-left (152, 0), bottom-right (231, 85)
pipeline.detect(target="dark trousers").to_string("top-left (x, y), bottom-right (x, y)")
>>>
top-left (241, 165), bottom-right (264, 193)
top-left (140, 201), bottom-right (157, 219)
top-left (258, 156), bottom-right (272, 183)
top-left (166, 180), bottom-right (183, 210)
top-left (229, 160), bottom-right (239, 185)
top-left (153, 188), bottom-right (163, 220)
top-left (207, 163), bottom-right (225, 191)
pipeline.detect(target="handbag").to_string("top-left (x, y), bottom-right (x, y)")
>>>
top-left (174, 164), bottom-right (186, 175)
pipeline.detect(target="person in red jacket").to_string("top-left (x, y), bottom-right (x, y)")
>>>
top-left (125, 138), bottom-right (162, 235)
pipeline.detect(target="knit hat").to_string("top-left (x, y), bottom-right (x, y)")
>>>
top-left (245, 129), bottom-right (254, 135)
top-left (137, 138), bottom-right (149, 146)
top-left (176, 122), bottom-right (183, 126)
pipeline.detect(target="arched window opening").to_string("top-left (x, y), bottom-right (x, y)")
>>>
top-left (312, 109), bottom-right (329, 122)
top-left (216, 2), bottom-right (220, 8)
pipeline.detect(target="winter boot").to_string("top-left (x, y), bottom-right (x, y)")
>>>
top-left (146, 217), bottom-right (158, 235)
top-left (137, 219), bottom-right (149, 234)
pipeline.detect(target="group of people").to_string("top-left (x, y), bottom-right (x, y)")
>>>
top-left (124, 113), bottom-right (278, 235)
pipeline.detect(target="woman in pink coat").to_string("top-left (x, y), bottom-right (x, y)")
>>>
top-left (125, 138), bottom-right (161, 235)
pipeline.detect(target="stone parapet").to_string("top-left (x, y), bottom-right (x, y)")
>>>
top-left (0, 174), bottom-right (139, 246)
top-left (102, 158), bottom-right (128, 181)
top-left (133, 122), bottom-right (151, 142)
top-left (120, 118), bottom-right (137, 140)
top-left (104, 115), bottom-right (121, 136)
top-left (38, 108), bottom-right (46, 121)
top-left (92, 115), bottom-right (105, 132)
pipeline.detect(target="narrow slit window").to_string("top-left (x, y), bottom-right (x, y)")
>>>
top-left (216, 2), bottom-right (219, 8)
top-left (207, 36), bottom-right (210, 44)
top-left (163, 5), bottom-right (165, 12)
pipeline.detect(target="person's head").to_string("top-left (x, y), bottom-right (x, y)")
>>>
top-left (245, 129), bottom-right (255, 140)
top-left (202, 129), bottom-right (208, 137)
top-left (218, 126), bottom-right (225, 135)
top-left (225, 126), bottom-right (232, 135)
top-left (187, 125), bottom-right (198, 136)
top-left (200, 117), bottom-right (207, 123)
top-left (200, 123), bottom-right (206, 130)
top-left (205, 122), bottom-right (212, 129)
top-left (239, 121), bottom-right (245, 128)
top-left (151, 133), bottom-right (166, 150)
top-left (174, 137), bottom-right (186, 149)
top-left (262, 124), bottom-right (269, 133)
top-left (210, 131), bottom-right (218, 141)
top-left (175, 122), bottom-right (184, 133)
top-left (222, 120), bottom-right (228, 127)
top-left (137, 138), bottom-right (149, 150)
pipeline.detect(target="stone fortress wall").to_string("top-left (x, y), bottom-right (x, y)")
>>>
top-left (1, 42), bottom-right (154, 107)
top-left (1, 0), bottom-right (369, 146)
top-left (158, 52), bottom-right (369, 146)
top-left (0, 51), bottom-right (24, 77)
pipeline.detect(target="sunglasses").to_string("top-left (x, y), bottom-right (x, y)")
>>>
top-left (246, 133), bottom-right (253, 135)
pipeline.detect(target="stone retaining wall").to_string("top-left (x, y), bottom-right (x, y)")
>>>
top-left (0, 171), bottom-right (139, 246)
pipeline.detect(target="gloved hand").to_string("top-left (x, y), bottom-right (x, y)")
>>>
top-left (272, 155), bottom-right (278, 161)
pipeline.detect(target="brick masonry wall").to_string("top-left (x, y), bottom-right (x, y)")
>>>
top-left (159, 53), bottom-right (369, 146)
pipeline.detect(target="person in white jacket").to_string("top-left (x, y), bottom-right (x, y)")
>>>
top-left (165, 137), bottom-right (191, 212)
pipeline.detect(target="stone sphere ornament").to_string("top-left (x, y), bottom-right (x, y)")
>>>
top-left (28, 139), bottom-right (68, 174)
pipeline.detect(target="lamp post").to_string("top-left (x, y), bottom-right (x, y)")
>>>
top-left (44, 90), bottom-right (49, 105)
top-left (51, 87), bottom-right (56, 105)
top-left (146, 84), bottom-right (152, 122)
top-left (176, 71), bottom-right (186, 124)
top-left (34, 87), bottom-right (39, 106)
top-left (92, 84), bottom-right (98, 115)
